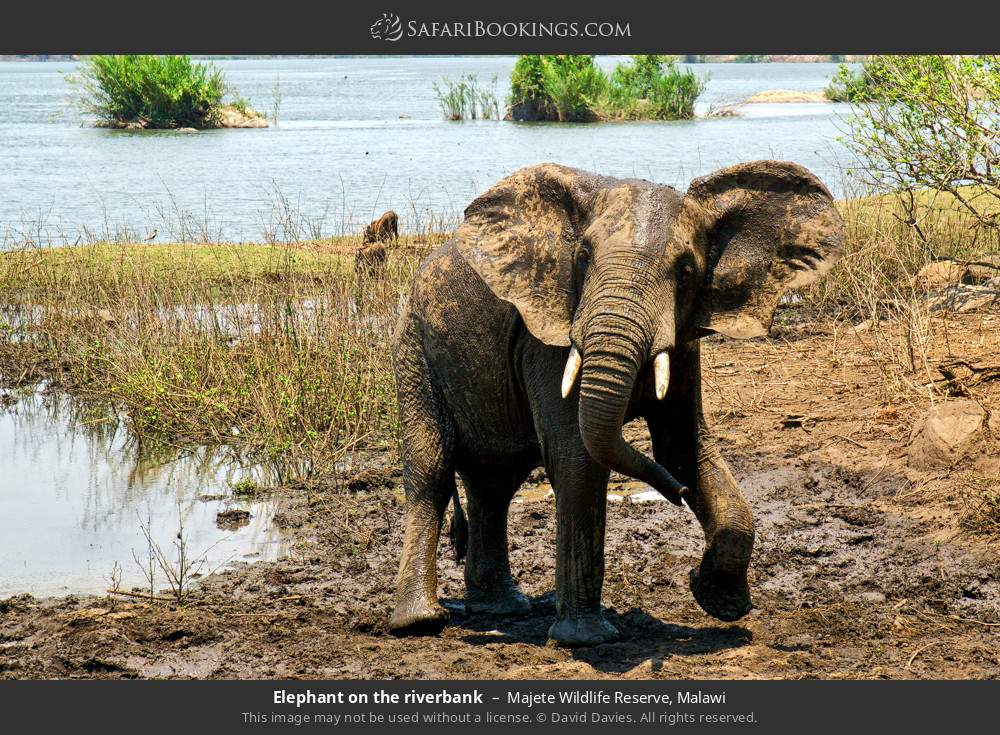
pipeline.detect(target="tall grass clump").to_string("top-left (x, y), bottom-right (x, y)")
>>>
top-left (0, 236), bottom-right (437, 483)
top-left (606, 55), bottom-right (706, 120)
top-left (508, 55), bottom-right (705, 122)
top-left (433, 74), bottom-right (500, 120)
top-left (70, 55), bottom-right (258, 129)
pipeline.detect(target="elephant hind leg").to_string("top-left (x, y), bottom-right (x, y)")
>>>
top-left (389, 333), bottom-right (457, 636)
top-left (447, 487), bottom-right (468, 563)
top-left (458, 466), bottom-right (532, 616)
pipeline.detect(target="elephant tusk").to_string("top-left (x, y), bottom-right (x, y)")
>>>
top-left (654, 351), bottom-right (670, 400)
top-left (560, 346), bottom-right (582, 399)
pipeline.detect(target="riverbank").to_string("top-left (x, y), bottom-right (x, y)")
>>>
top-left (1, 307), bottom-right (997, 679)
top-left (0, 234), bottom-right (444, 480)
top-left (1, 190), bottom-right (996, 475)
top-left (2, 189), bottom-right (999, 677)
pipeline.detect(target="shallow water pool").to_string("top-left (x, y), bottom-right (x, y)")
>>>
top-left (0, 388), bottom-right (288, 598)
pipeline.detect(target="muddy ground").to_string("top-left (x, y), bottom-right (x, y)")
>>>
top-left (2, 312), bottom-right (998, 679)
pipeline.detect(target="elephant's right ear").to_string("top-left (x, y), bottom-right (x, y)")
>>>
top-left (455, 164), bottom-right (588, 347)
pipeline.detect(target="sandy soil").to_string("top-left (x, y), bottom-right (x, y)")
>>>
top-left (744, 90), bottom-right (829, 103)
top-left (2, 312), bottom-right (998, 680)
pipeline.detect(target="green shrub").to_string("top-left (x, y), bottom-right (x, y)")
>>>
top-left (825, 62), bottom-right (883, 102)
top-left (609, 55), bottom-right (669, 100)
top-left (72, 55), bottom-right (228, 129)
top-left (839, 55), bottom-right (1000, 230)
top-left (510, 55), bottom-right (606, 121)
top-left (509, 54), bottom-right (548, 111)
top-left (606, 56), bottom-right (706, 120)
top-left (509, 55), bottom-right (705, 122)
top-left (538, 55), bottom-right (606, 122)
top-left (646, 65), bottom-right (706, 119)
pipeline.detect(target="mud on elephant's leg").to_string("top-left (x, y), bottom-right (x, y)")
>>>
top-left (458, 466), bottom-right (532, 616)
top-left (389, 344), bottom-right (457, 636)
top-left (647, 342), bottom-right (754, 622)
top-left (391, 466), bottom-right (456, 635)
top-left (544, 443), bottom-right (618, 647)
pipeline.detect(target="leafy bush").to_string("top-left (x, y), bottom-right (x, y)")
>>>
top-left (509, 54), bottom-right (548, 114)
top-left (538, 56), bottom-right (607, 122)
top-left (825, 62), bottom-right (883, 102)
top-left (609, 55), bottom-right (669, 99)
top-left (72, 55), bottom-right (228, 129)
top-left (839, 55), bottom-right (1000, 231)
top-left (509, 55), bottom-right (705, 122)
top-left (605, 56), bottom-right (706, 120)
top-left (510, 55), bottom-right (606, 121)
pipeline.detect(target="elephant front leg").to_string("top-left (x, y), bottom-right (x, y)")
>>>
top-left (546, 445), bottom-right (619, 646)
top-left (682, 434), bottom-right (754, 622)
top-left (648, 342), bottom-right (754, 622)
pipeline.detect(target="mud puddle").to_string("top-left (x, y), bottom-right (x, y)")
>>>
top-left (0, 387), bottom-right (289, 597)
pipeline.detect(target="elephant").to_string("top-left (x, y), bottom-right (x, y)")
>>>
top-left (389, 161), bottom-right (844, 647)
top-left (363, 210), bottom-right (399, 245)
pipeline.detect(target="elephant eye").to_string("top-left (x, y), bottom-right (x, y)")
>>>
top-left (781, 244), bottom-right (823, 271)
top-left (674, 250), bottom-right (697, 282)
top-left (576, 245), bottom-right (591, 265)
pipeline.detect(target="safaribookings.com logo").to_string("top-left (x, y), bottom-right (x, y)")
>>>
top-left (369, 13), bottom-right (630, 42)
top-left (370, 13), bottom-right (404, 41)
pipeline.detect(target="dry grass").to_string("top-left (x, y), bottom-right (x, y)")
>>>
top-left (801, 188), bottom-right (1000, 401)
top-left (0, 235), bottom-right (444, 482)
top-left (1, 188), bottom-right (997, 495)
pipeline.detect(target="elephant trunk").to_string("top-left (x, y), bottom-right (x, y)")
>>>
top-left (577, 314), bottom-right (687, 504)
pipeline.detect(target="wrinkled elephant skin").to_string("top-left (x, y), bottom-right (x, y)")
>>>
top-left (389, 162), bottom-right (844, 646)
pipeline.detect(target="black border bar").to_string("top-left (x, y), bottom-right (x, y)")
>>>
top-left (3, 1), bottom-right (1000, 55)
top-left (2, 680), bottom-right (998, 733)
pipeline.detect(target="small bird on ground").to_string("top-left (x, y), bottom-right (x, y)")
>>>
top-left (144, 229), bottom-right (158, 242)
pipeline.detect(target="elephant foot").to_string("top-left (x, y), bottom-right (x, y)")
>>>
top-left (689, 568), bottom-right (752, 622)
top-left (389, 596), bottom-right (449, 636)
top-left (465, 581), bottom-right (532, 616)
top-left (548, 614), bottom-right (619, 648)
top-left (689, 526), bottom-right (753, 622)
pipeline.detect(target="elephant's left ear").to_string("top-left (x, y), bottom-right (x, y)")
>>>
top-left (685, 160), bottom-right (845, 339)
top-left (454, 164), bottom-right (592, 347)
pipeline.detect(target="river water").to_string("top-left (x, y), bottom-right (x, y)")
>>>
top-left (0, 388), bottom-right (287, 597)
top-left (0, 57), bottom-right (852, 244)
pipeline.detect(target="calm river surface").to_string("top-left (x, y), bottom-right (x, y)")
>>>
top-left (0, 389), bottom-right (286, 596)
top-left (0, 57), bottom-right (852, 244)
